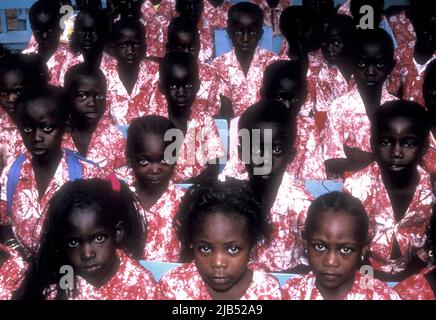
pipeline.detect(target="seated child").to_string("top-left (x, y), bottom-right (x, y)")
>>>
top-left (0, 228), bottom-right (28, 299)
top-left (57, 10), bottom-right (112, 86)
top-left (117, 115), bottom-right (186, 262)
top-left (388, 3), bottom-right (436, 106)
top-left (394, 204), bottom-right (436, 300)
top-left (154, 52), bottom-right (224, 184)
top-left (237, 101), bottom-right (312, 272)
top-left (0, 54), bottom-right (48, 171)
top-left (0, 86), bottom-right (101, 257)
top-left (212, 2), bottom-right (280, 119)
top-left (422, 60), bottom-right (436, 174)
top-left (165, 16), bottom-right (221, 118)
top-left (21, 178), bottom-right (155, 300)
top-left (62, 63), bottom-right (126, 171)
top-left (156, 179), bottom-right (282, 300)
top-left (344, 100), bottom-right (433, 280)
top-left (323, 28), bottom-right (397, 179)
top-left (282, 191), bottom-right (401, 300)
top-left (106, 18), bottom-right (159, 125)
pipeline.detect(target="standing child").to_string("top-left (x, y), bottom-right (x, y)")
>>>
top-left (62, 63), bottom-right (126, 171)
top-left (0, 86), bottom-right (101, 257)
top-left (117, 115), bottom-right (186, 262)
top-left (106, 18), bottom-right (159, 125)
top-left (156, 179), bottom-right (282, 300)
top-left (282, 192), bottom-right (401, 300)
top-left (394, 204), bottom-right (436, 300)
top-left (344, 101), bottom-right (433, 280)
top-left (237, 101), bottom-right (312, 272)
top-left (323, 28), bottom-right (397, 179)
top-left (21, 178), bottom-right (155, 300)
top-left (212, 2), bottom-right (280, 119)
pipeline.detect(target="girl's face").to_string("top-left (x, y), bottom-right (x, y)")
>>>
top-left (304, 210), bottom-right (366, 297)
top-left (322, 26), bottom-right (346, 65)
top-left (113, 28), bottom-right (145, 65)
top-left (129, 132), bottom-right (175, 192)
top-left (18, 100), bottom-right (65, 161)
top-left (32, 12), bottom-right (61, 52)
top-left (0, 71), bottom-right (25, 116)
top-left (71, 75), bottom-right (106, 126)
top-left (65, 207), bottom-right (121, 287)
top-left (228, 12), bottom-right (263, 54)
top-left (167, 30), bottom-right (200, 58)
top-left (192, 212), bottom-right (253, 295)
top-left (265, 76), bottom-right (306, 117)
top-left (76, 14), bottom-right (101, 54)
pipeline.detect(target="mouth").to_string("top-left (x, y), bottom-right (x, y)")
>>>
top-left (388, 163), bottom-right (406, 171)
top-left (319, 273), bottom-right (341, 282)
top-left (32, 147), bottom-right (47, 155)
top-left (209, 276), bottom-right (232, 285)
top-left (85, 112), bottom-right (99, 119)
top-left (364, 80), bottom-right (378, 87)
top-left (81, 264), bottom-right (101, 273)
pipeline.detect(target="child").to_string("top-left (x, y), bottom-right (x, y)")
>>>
top-left (0, 86), bottom-right (101, 257)
top-left (323, 28), bottom-right (397, 179)
top-left (344, 101), bottom-right (432, 280)
top-left (106, 18), bottom-right (159, 125)
top-left (0, 54), bottom-right (47, 171)
top-left (165, 16), bottom-right (221, 118)
top-left (62, 63), bottom-right (126, 171)
top-left (156, 179), bottom-right (282, 300)
top-left (422, 60), bottom-right (436, 174)
top-left (282, 191), bottom-right (401, 300)
top-left (0, 228), bottom-right (28, 300)
top-left (117, 115), bottom-right (186, 262)
top-left (388, 4), bottom-right (436, 106)
top-left (252, 0), bottom-right (291, 36)
top-left (316, 14), bottom-right (354, 113)
top-left (237, 101), bottom-right (312, 272)
top-left (394, 204), bottom-right (436, 300)
top-left (212, 2), bottom-right (280, 119)
top-left (22, 178), bottom-right (155, 300)
top-left (154, 52), bottom-right (224, 184)
top-left (57, 10), bottom-right (112, 86)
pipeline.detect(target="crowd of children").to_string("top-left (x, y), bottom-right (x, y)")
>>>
top-left (0, 0), bottom-right (435, 300)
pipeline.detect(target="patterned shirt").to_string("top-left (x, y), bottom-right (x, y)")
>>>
top-left (0, 112), bottom-right (25, 170)
top-left (155, 262), bottom-right (282, 300)
top-left (282, 271), bottom-right (401, 300)
top-left (212, 47), bottom-right (280, 118)
top-left (0, 244), bottom-right (28, 300)
top-left (344, 163), bottom-right (433, 274)
top-left (394, 265), bottom-right (436, 300)
top-left (46, 250), bottom-right (156, 300)
top-left (252, 0), bottom-right (291, 36)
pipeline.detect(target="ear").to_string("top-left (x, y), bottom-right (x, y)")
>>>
top-left (115, 220), bottom-right (125, 245)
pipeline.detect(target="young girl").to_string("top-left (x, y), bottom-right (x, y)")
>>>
top-left (62, 63), bottom-right (126, 172)
top-left (394, 204), bottom-right (436, 300)
top-left (0, 228), bottom-right (28, 300)
top-left (116, 115), bottom-right (186, 262)
top-left (22, 178), bottom-right (155, 300)
top-left (282, 191), bottom-right (401, 300)
top-left (0, 86), bottom-right (101, 257)
top-left (155, 179), bottom-right (282, 300)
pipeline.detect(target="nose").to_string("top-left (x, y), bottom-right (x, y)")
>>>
top-left (42, 31), bottom-right (49, 40)
top-left (242, 31), bottom-right (249, 42)
top-left (323, 250), bottom-right (339, 268)
top-left (126, 43), bottom-right (134, 54)
top-left (33, 128), bottom-right (44, 142)
top-left (366, 64), bottom-right (377, 76)
top-left (87, 95), bottom-right (96, 107)
top-left (212, 252), bottom-right (227, 270)
top-left (80, 243), bottom-right (96, 261)
top-left (149, 163), bottom-right (162, 174)
top-left (390, 142), bottom-right (404, 159)
top-left (7, 93), bottom-right (18, 104)
top-left (176, 86), bottom-right (186, 97)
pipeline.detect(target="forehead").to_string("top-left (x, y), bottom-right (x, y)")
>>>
top-left (67, 207), bottom-right (109, 234)
top-left (0, 70), bottom-right (25, 86)
top-left (74, 74), bottom-right (104, 90)
top-left (250, 121), bottom-right (287, 140)
top-left (194, 211), bottom-right (249, 241)
top-left (271, 76), bottom-right (301, 93)
top-left (231, 11), bottom-right (260, 27)
top-left (34, 11), bottom-right (56, 25)
top-left (310, 209), bottom-right (360, 242)
top-left (22, 98), bottom-right (58, 118)
top-left (378, 115), bottom-right (419, 135)
top-left (358, 41), bottom-right (390, 59)
top-left (133, 132), bottom-right (167, 153)
top-left (117, 27), bottom-right (141, 39)
top-left (77, 14), bottom-right (97, 28)
top-left (165, 63), bottom-right (192, 81)
top-left (173, 30), bottom-right (197, 43)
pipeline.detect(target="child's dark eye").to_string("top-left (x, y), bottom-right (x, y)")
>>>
top-left (198, 245), bottom-right (212, 254)
top-left (376, 63), bottom-right (385, 69)
top-left (138, 158), bottom-right (149, 166)
top-left (252, 145), bottom-right (262, 154)
top-left (76, 93), bottom-right (88, 101)
top-left (94, 234), bottom-right (107, 244)
top-left (339, 247), bottom-right (354, 254)
top-left (249, 30), bottom-right (258, 36)
top-left (185, 83), bottom-right (193, 89)
top-left (357, 62), bottom-right (366, 68)
top-left (160, 158), bottom-right (169, 165)
top-left (313, 243), bottom-right (326, 251)
top-left (272, 146), bottom-right (283, 155)
top-left (43, 126), bottom-right (54, 133)
top-left (227, 245), bottom-right (240, 255)
top-left (379, 138), bottom-right (391, 147)
top-left (0, 91), bottom-right (7, 97)
top-left (96, 94), bottom-right (105, 101)
top-left (403, 140), bottom-right (416, 148)
top-left (67, 239), bottom-right (79, 248)
top-left (169, 84), bottom-right (177, 90)
top-left (23, 127), bottom-right (33, 134)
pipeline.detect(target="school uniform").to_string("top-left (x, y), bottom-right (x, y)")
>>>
top-left (155, 262), bottom-right (282, 300)
top-left (388, 11), bottom-right (416, 48)
top-left (0, 112), bottom-right (25, 170)
top-left (252, 0), bottom-right (291, 36)
top-left (394, 265), bottom-right (436, 300)
top-left (0, 244), bottom-right (28, 300)
top-left (46, 250), bottom-right (156, 300)
top-left (282, 271), bottom-right (401, 300)
top-left (62, 116), bottom-right (126, 172)
top-left (0, 150), bottom-right (101, 254)
top-left (344, 163), bottom-right (433, 274)
top-left (212, 47), bottom-right (280, 118)
top-left (421, 132), bottom-right (436, 174)
top-left (322, 83), bottom-right (397, 161)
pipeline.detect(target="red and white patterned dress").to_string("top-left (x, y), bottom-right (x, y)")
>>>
top-left (212, 47), bottom-right (280, 118)
top-left (155, 262), bottom-right (282, 300)
top-left (344, 163), bottom-right (433, 274)
top-left (62, 117), bottom-right (126, 172)
top-left (106, 59), bottom-right (160, 126)
top-left (322, 84), bottom-right (397, 160)
top-left (0, 244), bottom-right (28, 300)
top-left (387, 11), bottom-right (416, 48)
top-left (282, 271), bottom-right (401, 300)
top-left (46, 250), bottom-right (156, 300)
top-left (421, 132), bottom-right (436, 174)
top-left (252, 0), bottom-right (291, 36)
top-left (0, 150), bottom-right (101, 254)
top-left (0, 112), bottom-right (25, 171)
top-left (394, 265), bottom-right (436, 300)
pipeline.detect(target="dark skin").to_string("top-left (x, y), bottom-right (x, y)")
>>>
top-left (411, 13), bottom-right (436, 65)
top-left (75, 13), bottom-right (104, 67)
top-left (207, 0), bottom-right (224, 8)
top-left (31, 11), bottom-right (61, 62)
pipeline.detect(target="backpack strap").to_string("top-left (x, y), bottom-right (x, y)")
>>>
top-left (64, 148), bottom-right (99, 181)
top-left (6, 154), bottom-right (26, 217)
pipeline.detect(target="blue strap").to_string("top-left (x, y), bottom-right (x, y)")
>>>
top-left (64, 148), bottom-right (99, 181)
top-left (6, 154), bottom-right (26, 217)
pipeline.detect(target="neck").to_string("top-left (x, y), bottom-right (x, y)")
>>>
top-left (31, 148), bottom-right (63, 170)
top-left (71, 117), bottom-right (99, 133)
top-left (168, 108), bottom-right (191, 133)
top-left (137, 182), bottom-right (168, 208)
top-left (39, 43), bottom-right (59, 62)
top-left (83, 49), bottom-right (103, 66)
top-left (414, 42), bottom-right (435, 64)
top-left (316, 275), bottom-right (355, 300)
top-left (251, 172), bottom-right (284, 212)
top-left (380, 165), bottom-right (419, 190)
top-left (357, 83), bottom-right (383, 117)
top-left (235, 47), bottom-right (256, 75)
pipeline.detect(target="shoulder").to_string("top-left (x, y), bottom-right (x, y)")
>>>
top-left (370, 278), bottom-right (402, 300)
top-left (156, 263), bottom-right (201, 299)
top-left (120, 252), bottom-right (156, 285)
top-left (249, 270), bottom-right (282, 300)
top-left (281, 273), bottom-right (312, 300)
top-left (343, 164), bottom-right (379, 194)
